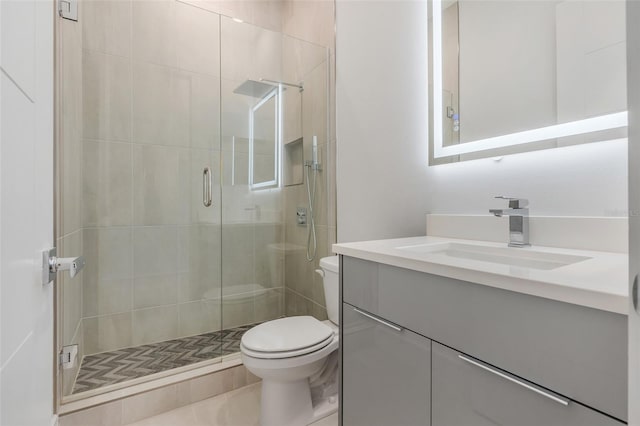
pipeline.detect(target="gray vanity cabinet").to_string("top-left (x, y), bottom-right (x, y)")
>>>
top-left (340, 255), bottom-right (627, 425)
top-left (341, 303), bottom-right (431, 426)
top-left (431, 342), bottom-right (623, 426)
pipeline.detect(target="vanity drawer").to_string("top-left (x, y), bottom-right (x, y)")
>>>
top-left (432, 342), bottom-right (624, 426)
top-left (341, 302), bottom-right (431, 426)
top-left (342, 256), bottom-right (381, 315)
top-left (340, 255), bottom-right (628, 421)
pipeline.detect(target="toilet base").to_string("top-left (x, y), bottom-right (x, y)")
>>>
top-left (261, 379), bottom-right (312, 426)
top-left (259, 379), bottom-right (339, 426)
top-left (308, 393), bottom-right (339, 425)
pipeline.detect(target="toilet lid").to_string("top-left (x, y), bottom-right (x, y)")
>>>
top-left (241, 316), bottom-right (334, 354)
top-left (241, 335), bottom-right (334, 359)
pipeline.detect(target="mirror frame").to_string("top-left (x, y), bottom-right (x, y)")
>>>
top-left (249, 86), bottom-right (282, 189)
top-left (430, 0), bottom-right (629, 161)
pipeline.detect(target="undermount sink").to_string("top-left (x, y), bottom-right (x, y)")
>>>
top-left (396, 242), bottom-right (591, 270)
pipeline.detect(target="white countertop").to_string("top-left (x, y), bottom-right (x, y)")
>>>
top-left (333, 236), bottom-right (629, 315)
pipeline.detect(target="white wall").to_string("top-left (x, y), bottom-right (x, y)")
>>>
top-left (336, 0), bottom-right (627, 244)
top-left (0, 0), bottom-right (55, 424)
top-left (336, 0), bottom-right (430, 243)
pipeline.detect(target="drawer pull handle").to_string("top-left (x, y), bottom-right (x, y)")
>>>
top-left (458, 355), bottom-right (570, 406)
top-left (353, 308), bottom-right (403, 332)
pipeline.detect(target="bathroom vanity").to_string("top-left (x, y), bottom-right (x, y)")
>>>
top-left (334, 237), bottom-right (628, 426)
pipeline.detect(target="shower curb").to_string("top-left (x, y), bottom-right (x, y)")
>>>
top-left (58, 358), bottom-right (260, 425)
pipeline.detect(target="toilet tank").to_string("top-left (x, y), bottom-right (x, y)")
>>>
top-left (319, 256), bottom-right (340, 325)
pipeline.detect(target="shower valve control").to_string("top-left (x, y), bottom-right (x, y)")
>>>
top-left (297, 207), bottom-right (307, 225)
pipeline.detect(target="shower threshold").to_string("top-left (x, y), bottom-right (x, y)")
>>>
top-left (71, 323), bottom-right (258, 395)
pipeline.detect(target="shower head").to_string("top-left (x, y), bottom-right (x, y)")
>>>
top-left (233, 80), bottom-right (278, 98)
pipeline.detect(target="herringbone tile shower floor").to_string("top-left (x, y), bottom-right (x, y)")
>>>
top-left (72, 324), bottom-right (257, 394)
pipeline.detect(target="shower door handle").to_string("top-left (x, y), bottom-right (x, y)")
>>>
top-left (203, 167), bottom-right (212, 207)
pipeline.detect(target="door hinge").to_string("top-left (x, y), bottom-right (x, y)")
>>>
top-left (59, 345), bottom-right (78, 369)
top-left (58, 0), bottom-right (78, 21)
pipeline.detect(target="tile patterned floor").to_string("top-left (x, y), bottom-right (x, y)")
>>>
top-left (123, 383), bottom-right (338, 426)
top-left (73, 324), bottom-right (257, 394)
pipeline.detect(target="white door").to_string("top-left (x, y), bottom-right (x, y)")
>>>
top-left (0, 0), bottom-right (56, 425)
top-left (629, 1), bottom-right (640, 425)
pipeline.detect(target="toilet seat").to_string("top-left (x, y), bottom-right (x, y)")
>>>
top-left (241, 316), bottom-right (334, 359)
top-left (241, 334), bottom-right (334, 359)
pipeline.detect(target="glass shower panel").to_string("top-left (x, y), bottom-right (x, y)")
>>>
top-left (58, 0), bottom-right (223, 398)
top-left (220, 17), bottom-right (285, 332)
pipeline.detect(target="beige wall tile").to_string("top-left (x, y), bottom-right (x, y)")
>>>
top-left (178, 225), bottom-right (222, 302)
top-left (83, 228), bottom-right (133, 283)
top-left (132, 0), bottom-right (176, 67)
top-left (132, 145), bottom-right (189, 225)
top-left (133, 305), bottom-right (179, 346)
top-left (132, 67), bottom-right (220, 150)
top-left (254, 223), bottom-right (283, 288)
top-left (121, 384), bottom-right (180, 424)
top-left (83, 140), bottom-right (133, 227)
top-left (133, 226), bottom-right (178, 277)
top-left (83, 276), bottom-right (132, 317)
top-left (83, 312), bottom-right (133, 354)
top-left (222, 224), bottom-right (255, 287)
top-left (178, 300), bottom-right (221, 337)
top-left (254, 288), bottom-right (283, 323)
top-left (185, 73), bottom-right (222, 150)
top-left (220, 17), bottom-right (282, 82)
top-left (222, 294), bottom-right (254, 329)
top-left (251, 0), bottom-right (283, 32)
top-left (282, 34), bottom-right (328, 83)
top-left (60, 18), bottom-right (83, 236)
top-left (59, 400), bottom-right (123, 426)
top-left (282, 0), bottom-right (335, 48)
top-left (82, 0), bottom-right (132, 57)
top-left (83, 50), bottom-right (131, 142)
top-left (133, 274), bottom-right (179, 310)
top-left (131, 62), bottom-right (185, 147)
top-left (176, 2), bottom-right (221, 76)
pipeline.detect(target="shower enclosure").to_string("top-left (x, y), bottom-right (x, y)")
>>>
top-left (56, 0), bottom-right (333, 404)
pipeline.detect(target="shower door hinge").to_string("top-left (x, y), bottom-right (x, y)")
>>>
top-left (58, 0), bottom-right (78, 21)
top-left (59, 345), bottom-right (78, 369)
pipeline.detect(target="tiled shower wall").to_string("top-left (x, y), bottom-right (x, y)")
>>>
top-left (281, 1), bottom-right (337, 320)
top-left (58, 0), bottom-right (335, 397)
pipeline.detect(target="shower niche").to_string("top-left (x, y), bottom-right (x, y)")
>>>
top-left (56, 1), bottom-right (331, 403)
top-left (284, 138), bottom-right (304, 187)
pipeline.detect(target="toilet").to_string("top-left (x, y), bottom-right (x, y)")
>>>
top-left (241, 256), bottom-right (340, 426)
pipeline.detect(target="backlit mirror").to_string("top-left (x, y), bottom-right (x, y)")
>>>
top-left (250, 87), bottom-right (281, 188)
top-left (429, 0), bottom-right (628, 164)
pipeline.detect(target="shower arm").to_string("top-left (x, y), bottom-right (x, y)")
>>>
top-left (259, 78), bottom-right (304, 92)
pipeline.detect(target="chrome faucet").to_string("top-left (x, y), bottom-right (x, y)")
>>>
top-left (489, 196), bottom-right (530, 248)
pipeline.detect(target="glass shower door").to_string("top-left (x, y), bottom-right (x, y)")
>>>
top-left (219, 17), bottom-right (286, 337)
top-left (57, 0), bottom-right (224, 399)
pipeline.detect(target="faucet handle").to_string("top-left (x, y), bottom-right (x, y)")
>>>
top-left (494, 196), bottom-right (528, 209)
